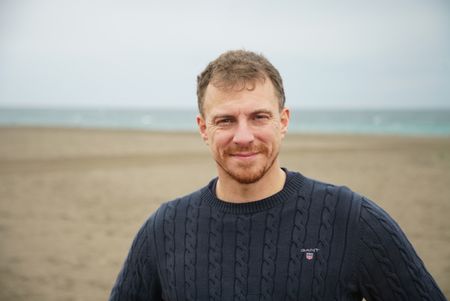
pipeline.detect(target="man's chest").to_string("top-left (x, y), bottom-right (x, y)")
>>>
top-left (155, 207), bottom-right (357, 301)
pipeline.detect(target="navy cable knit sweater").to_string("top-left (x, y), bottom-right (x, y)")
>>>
top-left (109, 170), bottom-right (446, 300)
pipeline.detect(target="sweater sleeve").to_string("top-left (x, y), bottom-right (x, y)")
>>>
top-left (355, 198), bottom-right (446, 301)
top-left (108, 215), bottom-right (162, 301)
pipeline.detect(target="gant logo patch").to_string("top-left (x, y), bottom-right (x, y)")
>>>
top-left (300, 248), bottom-right (320, 260)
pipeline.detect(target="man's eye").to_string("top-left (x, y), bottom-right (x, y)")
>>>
top-left (254, 114), bottom-right (270, 120)
top-left (216, 118), bottom-right (233, 125)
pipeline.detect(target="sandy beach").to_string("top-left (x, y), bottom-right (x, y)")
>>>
top-left (0, 126), bottom-right (448, 300)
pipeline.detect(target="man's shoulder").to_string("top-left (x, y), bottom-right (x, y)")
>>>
top-left (146, 182), bottom-right (210, 225)
top-left (296, 171), bottom-right (365, 206)
top-left (299, 173), bottom-right (403, 237)
top-left (162, 183), bottom-right (207, 209)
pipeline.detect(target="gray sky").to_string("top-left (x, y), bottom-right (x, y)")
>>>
top-left (1, 0), bottom-right (449, 109)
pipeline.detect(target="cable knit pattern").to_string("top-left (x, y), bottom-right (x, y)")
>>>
top-left (184, 195), bottom-right (199, 301)
top-left (360, 215), bottom-right (408, 301)
top-left (359, 262), bottom-right (383, 301)
top-left (312, 186), bottom-right (337, 301)
top-left (361, 199), bottom-right (433, 301)
top-left (162, 201), bottom-right (178, 301)
top-left (234, 215), bottom-right (251, 300)
top-left (259, 208), bottom-right (281, 301)
top-left (333, 191), bottom-right (355, 301)
top-left (109, 171), bottom-right (446, 301)
top-left (286, 191), bottom-right (310, 300)
top-left (208, 208), bottom-right (223, 301)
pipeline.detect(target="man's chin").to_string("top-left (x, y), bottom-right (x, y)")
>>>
top-left (226, 167), bottom-right (266, 185)
top-left (217, 154), bottom-right (279, 185)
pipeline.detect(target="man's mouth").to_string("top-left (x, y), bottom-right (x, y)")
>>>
top-left (230, 152), bottom-right (259, 158)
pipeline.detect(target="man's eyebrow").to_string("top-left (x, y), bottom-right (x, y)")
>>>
top-left (212, 114), bottom-right (235, 120)
top-left (209, 114), bottom-right (236, 123)
top-left (251, 109), bottom-right (273, 116)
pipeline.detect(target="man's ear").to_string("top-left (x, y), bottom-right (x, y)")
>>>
top-left (196, 114), bottom-right (208, 143)
top-left (280, 107), bottom-right (290, 138)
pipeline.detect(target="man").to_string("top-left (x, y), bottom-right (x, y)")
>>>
top-left (109, 50), bottom-right (446, 300)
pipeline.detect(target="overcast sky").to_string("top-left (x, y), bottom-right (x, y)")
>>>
top-left (1, 0), bottom-right (449, 109)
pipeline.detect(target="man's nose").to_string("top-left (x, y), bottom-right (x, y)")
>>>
top-left (232, 121), bottom-right (254, 145)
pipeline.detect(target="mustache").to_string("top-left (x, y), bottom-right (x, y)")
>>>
top-left (224, 145), bottom-right (267, 155)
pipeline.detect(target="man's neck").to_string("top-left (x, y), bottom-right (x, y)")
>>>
top-left (216, 165), bottom-right (286, 203)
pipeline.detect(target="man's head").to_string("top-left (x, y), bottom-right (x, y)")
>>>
top-left (197, 50), bottom-right (286, 116)
top-left (196, 50), bottom-right (290, 185)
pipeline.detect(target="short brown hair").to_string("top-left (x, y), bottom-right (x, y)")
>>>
top-left (196, 50), bottom-right (286, 115)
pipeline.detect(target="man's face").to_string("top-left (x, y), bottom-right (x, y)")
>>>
top-left (197, 79), bottom-right (290, 184)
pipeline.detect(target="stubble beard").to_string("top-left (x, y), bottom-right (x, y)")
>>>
top-left (216, 146), bottom-right (279, 185)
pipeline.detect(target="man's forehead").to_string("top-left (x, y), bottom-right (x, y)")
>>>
top-left (204, 84), bottom-right (241, 103)
top-left (208, 103), bottom-right (274, 117)
top-left (203, 85), bottom-right (279, 120)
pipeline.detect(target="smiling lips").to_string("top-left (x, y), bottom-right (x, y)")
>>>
top-left (231, 152), bottom-right (258, 158)
top-left (227, 146), bottom-right (267, 159)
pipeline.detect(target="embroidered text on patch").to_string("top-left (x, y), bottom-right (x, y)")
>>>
top-left (300, 248), bottom-right (320, 260)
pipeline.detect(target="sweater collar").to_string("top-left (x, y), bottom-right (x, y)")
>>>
top-left (201, 169), bottom-right (305, 214)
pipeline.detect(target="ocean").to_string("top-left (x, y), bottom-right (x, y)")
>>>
top-left (1, 108), bottom-right (449, 137)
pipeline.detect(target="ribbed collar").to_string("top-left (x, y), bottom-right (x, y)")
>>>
top-left (201, 169), bottom-right (305, 215)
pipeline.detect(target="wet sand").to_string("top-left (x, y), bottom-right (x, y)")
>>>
top-left (0, 127), bottom-right (449, 300)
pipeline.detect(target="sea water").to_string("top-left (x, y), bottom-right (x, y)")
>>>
top-left (1, 108), bottom-right (449, 136)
